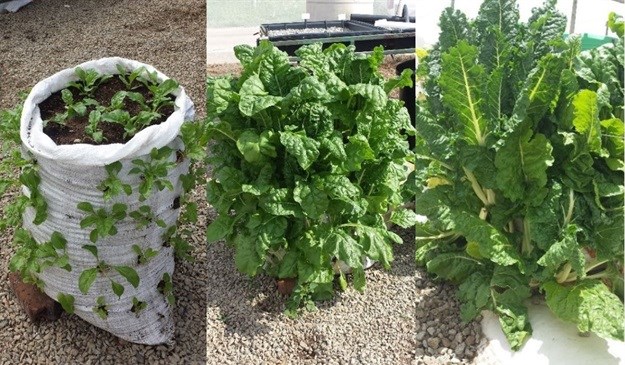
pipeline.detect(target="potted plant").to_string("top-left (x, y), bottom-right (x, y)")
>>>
top-left (414, 0), bottom-right (624, 351)
top-left (7, 57), bottom-right (204, 345)
top-left (205, 41), bottom-right (417, 314)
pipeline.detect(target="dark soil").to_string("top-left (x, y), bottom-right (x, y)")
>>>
top-left (40, 76), bottom-right (174, 145)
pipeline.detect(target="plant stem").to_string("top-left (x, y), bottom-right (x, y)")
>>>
top-left (564, 188), bottom-right (575, 226)
top-left (556, 262), bottom-right (572, 283)
top-left (463, 167), bottom-right (489, 206)
top-left (521, 218), bottom-right (533, 255)
top-left (414, 231), bottom-right (458, 241)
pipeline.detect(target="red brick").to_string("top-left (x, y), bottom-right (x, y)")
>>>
top-left (8, 272), bottom-right (63, 321)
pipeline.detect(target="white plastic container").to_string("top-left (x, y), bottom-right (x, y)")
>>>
top-left (306, 0), bottom-right (374, 21)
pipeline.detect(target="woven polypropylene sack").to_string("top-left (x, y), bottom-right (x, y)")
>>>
top-left (19, 57), bottom-right (195, 345)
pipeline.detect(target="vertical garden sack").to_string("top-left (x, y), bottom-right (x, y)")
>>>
top-left (18, 57), bottom-right (194, 345)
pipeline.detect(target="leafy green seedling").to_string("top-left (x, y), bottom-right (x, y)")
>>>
top-left (158, 272), bottom-right (175, 306)
top-left (132, 244), bottom-right (159, 265)
top-left (93, 296), bottom-right (108, 319)
top-left (18, 165), bottom-right (47, 225)
top-left (9, 229), bottom-right (71, 287)
top-left (97, 161), bottom-right (132, 201)
top-left (85, 109), bottom-right (106, 143)
top-left (69, 67), bottom-right (112, 97)
top-left (57, 293), bottom-right (75, 314)
top-left (147, 79), bottom-right (179, 113)
top-left (79, 244), bottom-right (140, 296)
top-left (77, 202), bottom-right (127, 243)
top-left (48, 89), bottom-right (97, 126)
top-left (129, 205), bottom-right (167, 229)
top-left (116, 64), bottom-right (146, 90)
top-left (129, 146), bottom-right (175, 201)
top-left (131, 297), bottom-right (147, 313)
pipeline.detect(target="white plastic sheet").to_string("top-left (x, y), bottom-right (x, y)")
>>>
top-left (20, 58), bottom-right (194, 345)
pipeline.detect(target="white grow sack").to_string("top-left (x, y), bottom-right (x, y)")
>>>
top-left (19, 57), bottom-right (194, 345)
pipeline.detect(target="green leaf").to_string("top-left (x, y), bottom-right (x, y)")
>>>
top-left (114, 266), bottom-right (140, 288)
top-left (57, 293), bottom-right (75, 314)
top-left (452, 211), bottom-right (521, 267)
top-left (279, 131), bottom-right (320, 170)
top-left (239, 74), bottom-right (282, 116)
top-left (111, 281), bottom-right (124, 298)
top-left (326, 229), bottom-right (362, 269)
top-left (82, 245), bottom-right (98, 258)
top-left (277, 251), bottom-right (298, 279)
top-left (259, 188), bottom-right (302, 217)
top-left (439, 40), bottom-right (488, 146)
top-left (543, 280), bottom-right (625, 341)
top-left (389, 209), bottom-right (419, 229)
top-left (236, 130), bottom-right (263, 163)
top-left (537, 224), bottom-right (586, 279)
top-left (234, 234), bottom-right (262, 276)
top-left (206, 215), bottom-right (234, 243)
top-left (572, 90), bottom-right (602, 154)
top-left (427, 253), bottom-right (484, 283)
top-left (293, 181), bottom-right (328, 219)
top-left (495, 127), bottom-right (554, 205)
top-left (78, 268), bottom-right (98, 294)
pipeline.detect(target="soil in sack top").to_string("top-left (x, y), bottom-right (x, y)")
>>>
top-left (39, 67), bottom-right (176, 145)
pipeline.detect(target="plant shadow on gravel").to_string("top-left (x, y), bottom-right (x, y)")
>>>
top-left (205, 213), bottom-right (417, 340)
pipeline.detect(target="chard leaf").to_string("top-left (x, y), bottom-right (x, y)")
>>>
top-left (427, 253), bottom-right (484, 283)
top-left (452, 211), bottom-right (521, 267)
top-left (572, 90), bottom-right (602, 155)
top-left (439, 40), bottom-right (488, 146)
top-left (509, 54), bottom-right (565, 129)
top-left (495, 127), bottom-right (553, 205)
top-left (543, 280), bottom-right (625, 341)
top-left (279, 130), bottom-right (320, 170)
top-left (458, 271), bottom-right (491, 321)
top-left (389, 208), bottom-right (419, 229)
top-left (236, 130), bottom-right (263, 163)
top-left (537, 224), bottom-right (586, 278)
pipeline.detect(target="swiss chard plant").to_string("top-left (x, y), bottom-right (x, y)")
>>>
top-left (205, 41), bottom-right (417, 314)
top-left (415, 0), bottom-right (624, 350)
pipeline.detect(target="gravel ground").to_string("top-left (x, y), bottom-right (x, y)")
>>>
top-left (0, 1), bottom-right (206, 364)
top-left (205, 57), bottom-right (484, 365)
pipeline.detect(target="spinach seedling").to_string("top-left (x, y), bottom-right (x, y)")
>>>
top-left (147, 79), bottom-right (178, 113)
top-left (69, 67), bottom-right (112, 97)
top-left (79, 244), bottom-right (140, 298)
top-left (129, 146), bottom-right (175, 201)
top-left (157, 272), bottom-right (175, 306)
top-left (93, 296), bottom-right (109, 319)
top-left (85, 109), bottom-right (106, 143)
top-left (131, 297), bottom-right (147, 313)
top-left (9, 230), bottom-right (71, 288)
top-left (129, 205), bottom-right (167, 229)
top-left (48, 89), bottom-right (96, 126)
top-left (116, 64), bottom-right (146, 90)
top-left (77, 202), bottom-right (127, 243)
top-left (19, 165), bottom-right (47, 225)
top-left (57, 293), bottom-right (75, 314)
top-left (97, 161), bottom-right (132, 201)
top-left (132, 244), bottom-right (159, 265)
